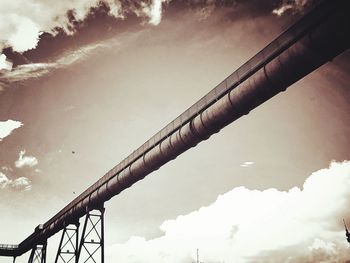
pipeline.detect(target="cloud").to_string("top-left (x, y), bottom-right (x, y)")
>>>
top-left (0, 0), bottom-right (314, 78)
top-left (0, 119), bottom-right (23, 141)
top-left (107, 161), bottom-right (350, 262)
top-left (0, 41), bottom-right (108, 82)
top-left (240, 161), bottom-right (254, 168)
top-left (0, 29), bottom-right (148, 85)
top-left (6, 15), bottom-right (41, 53)
top-left (0, 29), bottom-right (144, 85)
top-left (9, 176), bottom-right (32, 191)
top-left (0, 54), bottom-right (13, 71)
top-left (0, 0), bottom-right (110, 54)
top-left (272, 4), bottom-right (293, 16)
top-left (272, 0), bottom-right (313, 17)
top-left (0, 0), bottom-right (166, 56)
top-left (0, 0), bottom-right (315, 71)
top-left (0, 173), bottom-right (8, 189)
top-left (142, 0), bottom-right (167, 25)
top-left (0, 172), bottom-right (32, 191)
top-left (15, 150), bottom-right (38, 168)
top-left (1, 166), bottom-right (13, 172)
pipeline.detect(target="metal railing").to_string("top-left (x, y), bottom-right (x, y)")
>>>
top-left (0, 244), bottom-right (18, 250)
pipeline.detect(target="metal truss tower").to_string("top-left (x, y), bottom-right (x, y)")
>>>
top-left (28, 243), bottom-right (47, 263)
top-left (77, 207), bottom-right (105, 263)
top-left (55, 223), bottom-right (79, 263)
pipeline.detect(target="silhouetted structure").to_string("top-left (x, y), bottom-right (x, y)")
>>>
top-left (343, 219), bottom-right (350, 244)
top-left (1, 0), bottom-right (350, 262)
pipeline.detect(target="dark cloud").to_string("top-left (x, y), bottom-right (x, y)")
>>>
top-left (1, 0), bottom-right (318, 71)
top-left (3, 2), bottom-right (142, 68)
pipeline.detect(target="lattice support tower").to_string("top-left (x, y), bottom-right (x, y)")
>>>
top-left (28, 243), bottom-right (47, 263)
top-left (77, 206), bottom-right (105, 263)
top-left (55, 222), bottom-right (80, 263)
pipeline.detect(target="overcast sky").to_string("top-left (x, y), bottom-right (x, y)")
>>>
top-left (0, 0), bottom-right (350, 262)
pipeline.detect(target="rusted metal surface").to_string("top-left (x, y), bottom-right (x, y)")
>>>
top-left (1, 0), bottom-right (350, 257)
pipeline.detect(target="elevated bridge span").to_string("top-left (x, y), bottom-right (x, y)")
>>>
top-left (1, 0), bottom-right (350, 261)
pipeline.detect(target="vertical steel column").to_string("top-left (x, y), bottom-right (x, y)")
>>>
top-left (101, 209), bottom-right (104, 263)
top-left (28, 242), bottom-right (47, 263)
top-left (77, 206), bottom-right (105, 263)
top-left (55, 222), bottom-right (79, 263)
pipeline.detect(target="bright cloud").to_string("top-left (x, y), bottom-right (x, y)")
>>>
top-left (6, 14), bottom-right (41, 53)
top-left (0, 42), bottom-right (109, 83)
top-left (273, 0), bottom-right (312, 17)
top-left (142, 0), bottom-right (167, 26)
top-left (0, 0), bottom-right (166, 56)
top-left (107, 161), bottom-right (350, 262)
top-left (0, 119), bottom-right (23, 141)
top-left (0, 172), bottom-right (9, 189)
top-left (272, 4), bottom-right (294, 16)
top-left (240, 161), bottom-right (254, 168)
top-left (0, 54), bottom-right (13, 71)
top-left (0, 0), bottom-right (112, 55)
top-left (15, 150), bottom-right (38, 168)
top-left (0, 172), bottom-right (32, 191)
top-left (10, 176), bottom-right (32, 191)
top-left (0, 30), bottom-right (144, 84)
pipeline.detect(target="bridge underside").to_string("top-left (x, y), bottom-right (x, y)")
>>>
top-left (0, 246), bottom-right (17, 257)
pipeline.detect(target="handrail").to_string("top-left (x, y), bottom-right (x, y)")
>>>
top-left (0, 244), bottom-right (18, 250)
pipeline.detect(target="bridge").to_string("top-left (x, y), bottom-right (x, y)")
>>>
top-left (1, 0), bottom-right (350, 262)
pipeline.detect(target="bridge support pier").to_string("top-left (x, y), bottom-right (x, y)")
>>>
top-left (28, 242), bottom-right (47, 263)
top-left (77, 206), bottom-right (105, 263)
top-left (55, 223), bottom-right (79, 263)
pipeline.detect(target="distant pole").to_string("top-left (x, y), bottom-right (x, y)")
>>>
top-left (192, 249), bottom-right (203, 263)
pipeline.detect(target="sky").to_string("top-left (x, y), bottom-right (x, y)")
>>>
top-left (0, 0), bottom-right (350, 262)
